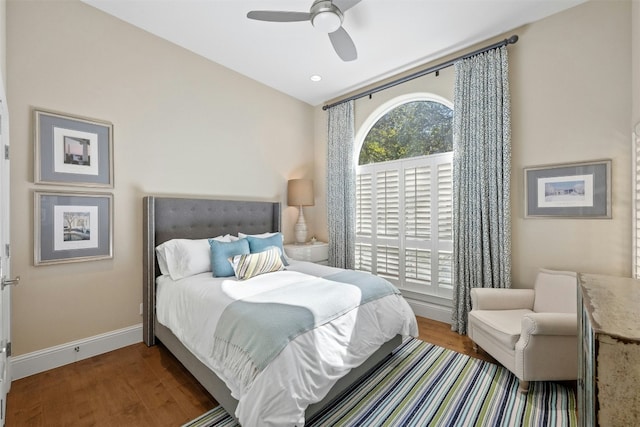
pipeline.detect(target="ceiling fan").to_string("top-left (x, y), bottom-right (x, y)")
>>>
top-left (247, 0), bottom-right (362, 62)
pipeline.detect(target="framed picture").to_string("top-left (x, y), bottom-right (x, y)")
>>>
top-left (34, 191), bottom-right (113, 265)
top-left (524, 159), bottom-right (611, 218)
top-left (34, 108), bottom-right (113, 187)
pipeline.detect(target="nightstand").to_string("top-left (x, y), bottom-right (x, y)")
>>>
top-left (284, 242), bottom-right (329, 265)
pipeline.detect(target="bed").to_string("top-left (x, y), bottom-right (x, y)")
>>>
top-left (142, 196), bottom-right (418, 426)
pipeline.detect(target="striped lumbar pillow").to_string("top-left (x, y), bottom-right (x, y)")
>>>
top-left (229, 246), bottom-right (285, 280)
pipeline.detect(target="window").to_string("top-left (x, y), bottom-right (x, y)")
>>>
top-left (355, 96), bottom-right (454, 300)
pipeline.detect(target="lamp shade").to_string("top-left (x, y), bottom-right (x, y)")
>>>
top-left (287, 179), bottom-right (315, 207)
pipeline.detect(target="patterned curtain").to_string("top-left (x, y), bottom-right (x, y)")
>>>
top-left (451, 46), bottom-right (512, 334)
top-left (327, 101), bottom-right (355, 269)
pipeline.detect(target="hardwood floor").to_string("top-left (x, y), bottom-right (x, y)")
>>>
top-left (6, 317), bottom-right (496, 426)
top-left (6, 340), bottom-right (216, 426)
top-left (416, 316), bottom-right (496, 364)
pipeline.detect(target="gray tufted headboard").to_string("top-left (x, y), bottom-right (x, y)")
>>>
top-left (142, 196), bottom-right (281, 345)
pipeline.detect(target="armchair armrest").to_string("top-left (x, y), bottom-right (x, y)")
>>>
top-left (470, 288), bottom-right (534, 310)
top-left (521, 312), bottom-right (577, 336)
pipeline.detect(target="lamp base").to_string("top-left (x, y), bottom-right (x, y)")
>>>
top-left (294, 206), bottom-right (307, 244)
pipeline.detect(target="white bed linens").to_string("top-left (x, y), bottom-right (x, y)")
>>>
top-left (156, 260), bottom-right (418, 426)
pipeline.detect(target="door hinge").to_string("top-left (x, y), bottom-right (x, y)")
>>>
top-left (0, 341), bottom-right (9, 357)
top-left (4, 244), bottom-right (8, 258)
top-left (3, 145), bottom-right (7, 160)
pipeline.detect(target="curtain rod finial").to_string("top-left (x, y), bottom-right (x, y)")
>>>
top-left (507, 35), bottom-right (519, 44)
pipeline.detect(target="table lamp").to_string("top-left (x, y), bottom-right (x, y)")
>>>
top-left (287, 179), bottom-right (314, 244)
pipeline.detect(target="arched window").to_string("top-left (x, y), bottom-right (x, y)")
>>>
top-left (359, 99), bottom-right (452, 165)
top-left (355, 94), bottom-right (454, 300)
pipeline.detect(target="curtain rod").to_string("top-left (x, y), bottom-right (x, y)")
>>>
top-left (322, 35), bottom-right (519, 111)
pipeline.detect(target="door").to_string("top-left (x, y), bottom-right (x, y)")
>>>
top-left (0, 70), bottom-right (15, 426)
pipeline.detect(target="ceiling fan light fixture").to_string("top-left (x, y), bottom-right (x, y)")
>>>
top-left (310, 1), bottom-right (343, 33)
top-left (312, 10), bottom-right (342, 33)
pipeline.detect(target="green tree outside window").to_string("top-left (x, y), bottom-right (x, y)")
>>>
top-left (359, 101), bottom-right (453, 165)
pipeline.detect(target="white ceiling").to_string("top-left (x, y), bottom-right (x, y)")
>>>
top-left (82, 0), bottom-right (586, 106)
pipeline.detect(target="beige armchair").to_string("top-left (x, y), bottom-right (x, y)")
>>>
top-left (467, 268), bottom-right (578, 392)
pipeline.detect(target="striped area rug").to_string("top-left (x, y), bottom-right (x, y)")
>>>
top-left (184, 338), bottom-right (576, 426)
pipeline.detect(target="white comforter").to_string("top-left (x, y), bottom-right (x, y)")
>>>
top-left (156, 260), bottom-right (418, 426)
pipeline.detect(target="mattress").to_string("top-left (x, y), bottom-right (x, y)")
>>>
top-left (156, 260), bottom-right (418, 426)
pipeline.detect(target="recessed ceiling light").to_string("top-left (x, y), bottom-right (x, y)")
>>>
top-left (310, 75), bottom-right (322, 82)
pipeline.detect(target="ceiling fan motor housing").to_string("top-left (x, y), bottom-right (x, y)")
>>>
top-left (311, 0), bottom-right (344, 33)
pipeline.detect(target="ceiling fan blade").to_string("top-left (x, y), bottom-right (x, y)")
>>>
top-left (329, 27), bottom-right (357, 61)
top-left (333, 0), bottom-right (362, 13)
top-left (246, 11), bottom-right (311, 22)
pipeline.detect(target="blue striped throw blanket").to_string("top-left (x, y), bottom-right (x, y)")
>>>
top-left (212, 270), bottom-right (399, 391)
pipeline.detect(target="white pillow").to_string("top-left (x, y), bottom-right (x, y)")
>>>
top-left (156, 249), bottom-right (170, 276)
top-left (238, 232), bottom-right (280, 239)
top-left (156, 235), bottom-right (232, 280)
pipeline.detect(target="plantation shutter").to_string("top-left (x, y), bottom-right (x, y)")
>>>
top-left (405, 166), bottom-right (431, 239)
top-left (375, 169), bottom-right (400, 281)
top-left (437, 162), bottom-right (453, 240)
top-left (356, 173), bottom-right (373, 272)
top-left (356, 173), bottom-right (373, 236)
top-left (437, 162), bottom-right (454, 294)
top-left (400, 154), bottom-right (454, 298)
top-left (404, 165), bottom-right (431, 287)
top-left (376, 170), bottom-right (399, 236)
top-left (355, 153), bottom-right (453, 298)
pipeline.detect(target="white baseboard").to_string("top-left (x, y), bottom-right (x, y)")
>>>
top-left (10, 323), bottom-right (143, 380)
top-left (407, 298), bottom-right (452, 324)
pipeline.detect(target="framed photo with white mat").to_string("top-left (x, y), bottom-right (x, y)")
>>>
top-left (34, 191), bottom-right (113, 265)
top-left (524, 159), bottom-right (611, 219)
top-left (34, 108), bottom-right (113, 188)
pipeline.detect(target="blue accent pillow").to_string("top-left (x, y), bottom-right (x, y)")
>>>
top-left (246, 233), bottom-right (289, 266)
top-left (209, 238), bottom-right (250, 277)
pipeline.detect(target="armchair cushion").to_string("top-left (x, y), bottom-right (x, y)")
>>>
top-left (468, 309), bottom-right (533, 349)
top-left (471, 288), bottom-right (534, 310)
top-left (533, 269), bottom-right (577, 313)
top-left (521, 313), bottom-right (577, 336)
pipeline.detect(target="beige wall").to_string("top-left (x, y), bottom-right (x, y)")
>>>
top-left (314, 0), bottom-right (633, 288)
top-left (7, 0), bottom-right (314, 355)
top-left (510, 0), bottom-right (631, 286)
